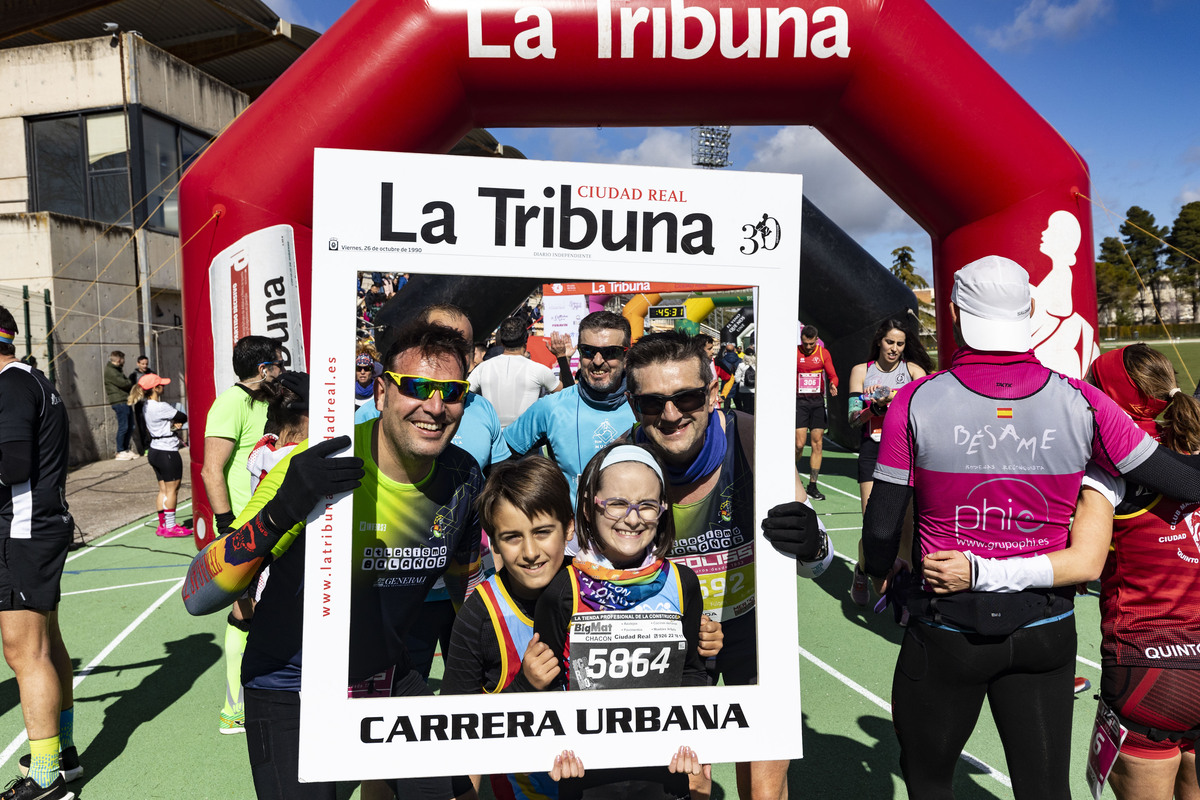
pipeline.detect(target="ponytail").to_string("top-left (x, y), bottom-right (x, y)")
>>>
top-left (1162, 390), bottom-right (1200, 454)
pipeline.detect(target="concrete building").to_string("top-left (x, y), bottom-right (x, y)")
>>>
top-left (0, 34), bottom-right (247, 461)
top-left (0, 2), bottom-right (521, 464)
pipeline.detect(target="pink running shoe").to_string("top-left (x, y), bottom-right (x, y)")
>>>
top-left (158, 524), bottom-right (191, 538)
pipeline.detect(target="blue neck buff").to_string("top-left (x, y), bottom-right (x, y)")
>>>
top-left (636, 409), bottom-right (726, 485)
top-left (577, 373), bottom-right (628, 410)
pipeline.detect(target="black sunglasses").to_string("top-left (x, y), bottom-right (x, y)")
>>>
top-left (628, 386), bottom-right (709, 416)
top-left (579, 344), bottom-right (628, 361)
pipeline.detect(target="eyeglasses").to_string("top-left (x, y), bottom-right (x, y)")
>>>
top-left (355, 365), bottom-right (374, 372)
top-left (258, 360), bottom-right (283, 369)
top-left (628, 386), bottom-right (709, 416)
top-left (579, 344), bottom-right (628, 362)
top-left (595, 497), bottom-right (666, 523)
top-left (383, 371), bottom-right (469, 403)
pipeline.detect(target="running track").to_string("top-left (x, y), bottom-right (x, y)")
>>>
top-left (0, 448), bottom-right (1107, 798)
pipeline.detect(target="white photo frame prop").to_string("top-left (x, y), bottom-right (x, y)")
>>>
top-left (303, 149), bottom-right (803, 781)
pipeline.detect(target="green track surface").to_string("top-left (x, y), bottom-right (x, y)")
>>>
top-left (1, 449), bottom-right (1110, 798)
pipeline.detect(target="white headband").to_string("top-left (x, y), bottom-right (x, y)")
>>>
top-left (599, 445), bottom-right (665, 486)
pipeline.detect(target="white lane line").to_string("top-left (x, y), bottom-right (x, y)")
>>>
top-left (63, 577), bottom-right (183, 596)
top-left (825, 526), bottom-right (863, 532)
top-left (813, 480), bottom-right (860, 501)
top-left (1077, 655), bottom-right (1101, 671)
top-left (66, 501), bottom-right (193, 563)
top-left (797, 644), bottom-right (1013, 789)
top-left (0, 577), bottom-right (185, 769)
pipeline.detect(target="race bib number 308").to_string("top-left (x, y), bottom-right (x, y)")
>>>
top-left (568, 611), bottom-right (686, 691)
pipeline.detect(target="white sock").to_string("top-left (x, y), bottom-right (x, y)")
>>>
top-left (164, 508), bottom-right (176, 528)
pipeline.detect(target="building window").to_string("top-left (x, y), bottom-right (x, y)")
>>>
top-left (29, 111), bottom-right (130, 226)
top-left (141, 114), bottom-right (209, 233)
top-left (29, 110), bottom-right (209, 234)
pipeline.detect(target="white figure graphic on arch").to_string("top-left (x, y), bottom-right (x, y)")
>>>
top-left (1031, 210), bottom-right (1099, 378)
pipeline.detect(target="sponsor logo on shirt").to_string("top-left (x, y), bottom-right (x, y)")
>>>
top-left (953, 477), bottom-right (1052, 553)
top-left (593, 420), bottom-right (620, 447)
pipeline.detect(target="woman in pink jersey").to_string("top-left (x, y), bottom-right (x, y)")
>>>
top-left (846, 317), bottom-right (931, 607)
top-left (1082, 345), bottom-right (1200, 800)
top-left (863, 257), bottom-right (1183, 800)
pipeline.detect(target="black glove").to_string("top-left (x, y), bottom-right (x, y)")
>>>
top-left (279, 371), bottom-right (310, 412)
top-left (213, 510), bottom-right (236, 535)
top-left (261, 435), bottom-right (363, 532)
top-left (761, 501), bottom-right (823, 561)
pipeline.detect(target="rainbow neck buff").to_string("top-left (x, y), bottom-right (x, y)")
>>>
top-left (1088, 347), bottom-right (1166, 439)
top-left (0, 329), bottom-right (14, 346)
top-left (573, 546), bottom-right (669, 611)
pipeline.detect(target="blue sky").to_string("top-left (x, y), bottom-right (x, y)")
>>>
top-left (278, 0), bottom-right (1200, 281)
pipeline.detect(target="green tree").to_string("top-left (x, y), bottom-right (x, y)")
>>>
top-left (1094, 236), bottom-right (1138, 326)
top-left (890, 246), bottom-right (929, 291)
top-left (1120, 206), bottom-right (1167, 321)
top-left (1167, 201), bottom-right (1200, 322)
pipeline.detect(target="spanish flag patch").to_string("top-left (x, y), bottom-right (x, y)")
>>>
top-left (996, 408), bottom-right (1013, 418)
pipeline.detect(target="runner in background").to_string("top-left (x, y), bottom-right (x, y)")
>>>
top-left (732, 347), bottom-right (756, 415)
top-left (132, 373), bottom-right (190, 538)
top-left (353, 343), bottom-right (381, 411)
top-left (468, 316), bottom-right (561, 429)
top-left (795, 326), bottom-right (837, 501)
top-left (846, 318), bottom-right (930, 607)
top-left (200, 334), bottom-right (283, 735)
top-left (506, 311), bottom-right (635, 520)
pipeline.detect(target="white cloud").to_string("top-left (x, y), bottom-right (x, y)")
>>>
top-left (531, 127), bottom-right (696, 169)
top-left (1179, 187), bottom-right (1200, 206)
top-left (982, 0), bottom-right (1114, 51)
top-left (613, 129), bottom-right (694, 168)
top-left (741, 126), bottom-right (920, 242)
top-left (542, 128), bottom-right (610, 162)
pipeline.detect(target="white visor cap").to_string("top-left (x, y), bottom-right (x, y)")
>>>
top-left (951, 255), bottom-right (1033, 353)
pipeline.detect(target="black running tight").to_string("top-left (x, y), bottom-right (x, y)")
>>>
top-left (891, 616), bottom-right (1076, 800)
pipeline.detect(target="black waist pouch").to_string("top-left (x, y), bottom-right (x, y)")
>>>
top-left (911, 587), bottom-right (1074, 637)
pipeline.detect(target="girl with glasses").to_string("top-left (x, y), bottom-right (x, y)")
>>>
top-left (521, 442), bottom-right (712, 798)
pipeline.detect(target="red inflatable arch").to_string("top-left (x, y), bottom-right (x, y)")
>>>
top-left (180, 0), bottom-right (1095, 544)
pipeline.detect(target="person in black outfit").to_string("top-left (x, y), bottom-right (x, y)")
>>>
top-left (0, 305), bottom-right (78, 800)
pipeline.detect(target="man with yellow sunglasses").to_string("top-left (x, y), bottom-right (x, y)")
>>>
top-left (184, 320), bottom-right (483, 800)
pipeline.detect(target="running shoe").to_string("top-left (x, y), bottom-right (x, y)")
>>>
top-left (0, 775), bottom-right (74, 800)
top-left (113, 451), bottom-right (135, 461)
top-left (1074, 677), bottom-right (1092, 694)
top-left (219, 710), bottom-right (246, 735)
top-left (806, 483), bottom-right (826, 501)
top-left (850, 565), bottom-right (870, 606)
top-left (157, 524), bottom-right (191, 538)
top-left (18, 748), bottom-right (82, 784)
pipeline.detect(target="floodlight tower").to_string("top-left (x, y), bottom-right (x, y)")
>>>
top-left (691, 126), bottom-right (732, 168)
